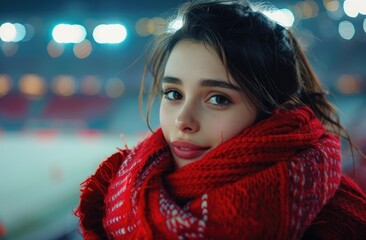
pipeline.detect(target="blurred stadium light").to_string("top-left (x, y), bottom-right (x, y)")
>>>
top-left (0, 23), bottom-right (26, 42)
top-left (52, 24), bottom-right (87, 44)
top-left (93, 24), bottom-right (127, 44)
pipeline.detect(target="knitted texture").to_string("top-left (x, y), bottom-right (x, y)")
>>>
top-left (75, 106), bottom-right (365, 239)
top-left (302, 175), bottom-right (366, 240)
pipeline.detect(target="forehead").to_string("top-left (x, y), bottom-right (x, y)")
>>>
top-left (164, 40), bottom-right (230, 80)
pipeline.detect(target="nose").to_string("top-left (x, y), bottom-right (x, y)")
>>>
top-left (175, 102), bottom-right (199, 133)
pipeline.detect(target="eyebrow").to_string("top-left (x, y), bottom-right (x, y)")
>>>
top-left (162, 76), bottom-right (241, 91)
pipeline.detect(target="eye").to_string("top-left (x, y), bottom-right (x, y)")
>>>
top-left (207, 94), bottom-right (231, 106)
top-left (163, 89), bottom-right (183, 101)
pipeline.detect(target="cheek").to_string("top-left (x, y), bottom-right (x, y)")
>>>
top-left (212, 124), bottom-right (243, 144)
top-left (212, 114), bottom-right (256, 144)
top-left (223, 124), bottom-right (245, 140)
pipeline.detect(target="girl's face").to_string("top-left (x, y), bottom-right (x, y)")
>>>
top-left (160, 40), bottom-right (257, 168)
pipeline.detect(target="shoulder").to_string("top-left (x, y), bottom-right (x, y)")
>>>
top-left (302, 175), bottom-right (366, 239)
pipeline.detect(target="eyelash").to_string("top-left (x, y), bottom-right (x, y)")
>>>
top-left (207, 94), bottom-right (232, 106)
top-left (162, 89), bottom-right (182, 101)
top-left (162, 89), bottom-right (232, 107)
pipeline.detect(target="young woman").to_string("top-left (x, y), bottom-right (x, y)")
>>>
top-left (76, 0), bottom-right (366, 239)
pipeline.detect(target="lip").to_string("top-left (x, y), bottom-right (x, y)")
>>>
top-left (171, 141), bottom-right (210, 160)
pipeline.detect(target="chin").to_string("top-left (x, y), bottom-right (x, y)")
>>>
top-left (174, 158), bottom-right (200, 169)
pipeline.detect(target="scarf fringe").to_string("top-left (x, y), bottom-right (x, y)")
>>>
top-left (74, 150), bottom-right (128, 239)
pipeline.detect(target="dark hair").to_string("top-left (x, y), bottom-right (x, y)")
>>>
top-left (140, 0), bottom-right (361, 158)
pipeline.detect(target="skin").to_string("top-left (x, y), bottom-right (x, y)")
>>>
top-left (160, 40), bottom-right (258, 168)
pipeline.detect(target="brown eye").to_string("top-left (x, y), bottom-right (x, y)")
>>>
top-left (208, 94), bottom-right (231, 106)
top-left (163, 89), bottom-right (182, 100)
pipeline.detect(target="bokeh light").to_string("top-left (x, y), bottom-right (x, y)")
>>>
top-left (147, 17), bottom-right (167, 35)
top-left (19, 74), bottom-right (46, 98)
top-left (1, 42), bottom-right (18, 57)
top-left (295, 1), bottom-right (319, 20)
top-left (105, 77), bottom-right (125, 98)
top-left (93, 24), bottom-right (127, 44)
top-left (342, 0), bottom-right (366, 16)
top-left (0, 75), bottom-right (12, 97)
top-left (326, 5), bottom-right (344, 20)
top-left (81, 75), bottom-right (101, 95)
top-left (52, 24), bottom-right (87, 44)
top-left (73, 39), bottom-right (92, 59)
top-left (324, 0), bottom-right (340, 12)
top-left (0, 22), bottom-right (27, 42)
top-left (47, 40), bottom-right (65, 58)
top-left (338, 21), bottom-right (355, 40)
top-left (337, 74), bottom-right (362, 94)
top-left (135, 18), bottom-right (151, 36)
top-left (343, 0), bottom-right (359, 18)
top-left (51, 75), bottom-right (76, 96)
top-left (0, 23), bottom-right (16, 42)
top-left (22, 23), bottom-right (35, 41)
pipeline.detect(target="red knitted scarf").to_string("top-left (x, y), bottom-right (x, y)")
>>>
top-left (76, 106), bottom-right (366, 239)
